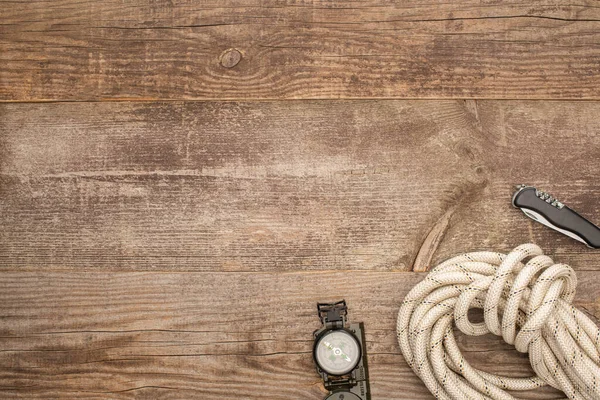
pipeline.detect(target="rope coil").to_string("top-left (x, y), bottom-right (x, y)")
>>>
top-left (397, 244), bottom-right (600, 399)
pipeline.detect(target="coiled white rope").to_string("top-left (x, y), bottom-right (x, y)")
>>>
top-left (397, 244), bottom-right (600, 400)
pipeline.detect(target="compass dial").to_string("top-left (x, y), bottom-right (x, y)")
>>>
top-left (314, 330), bottom-right (361, 375)
top-left (324, 391), bottom-right (361, 400)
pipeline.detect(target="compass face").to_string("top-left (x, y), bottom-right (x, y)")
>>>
top-left (314, 329), bottom-right (361, 375)
top-left (324, 391), bottom-right (361, 400)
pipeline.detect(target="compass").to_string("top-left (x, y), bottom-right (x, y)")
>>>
top-left (312, 300), bottom-right (371, 400)
top-left (315, 329), bottom-right (361, 375)
top-left (324, 392), bottom-right (362, 400)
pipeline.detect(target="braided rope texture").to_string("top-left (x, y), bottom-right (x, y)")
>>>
top-left (397, 244), bottom-right (600, 400)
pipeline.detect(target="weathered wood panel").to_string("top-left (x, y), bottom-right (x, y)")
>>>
top-left (3, 270), bottom-right (598, 398)
top-left (2, 0), bottom-right (600, 101)
top-left (1, 100), bottom-right (599, 271)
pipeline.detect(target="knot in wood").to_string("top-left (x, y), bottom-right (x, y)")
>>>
top-left (220, 49), bottom-right (242, 68)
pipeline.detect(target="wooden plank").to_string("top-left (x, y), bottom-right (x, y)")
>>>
top-left (2, 270), bottom-right (598, 398)
top-left (2, 0), bottom-right (600, 101)
top-left (1, 100), bottom-right (599, 271)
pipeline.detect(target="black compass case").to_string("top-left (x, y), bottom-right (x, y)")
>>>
top-left (313, 317), bottom-right (371, 400)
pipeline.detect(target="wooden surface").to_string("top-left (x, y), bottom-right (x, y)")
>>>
top-left (2, 1), bottom-right (600, 399)
top-left (1, 100), bottom-right (599, 273)
top-left (1, 100), bottom-right (599, 398)
top-left (2, 0), bottom-right (600, 101)
top-left (4, 270), bottom-right (600, 399)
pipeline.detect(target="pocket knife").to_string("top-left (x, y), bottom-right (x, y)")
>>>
top-left (512, 185), bottom-right (600, 249)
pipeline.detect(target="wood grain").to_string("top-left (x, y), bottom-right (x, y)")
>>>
top-left (2, 100), bottom-right (599, 272)
top-left (3, 1), bottom-right (600, 397)
top-left (2, 0), bottom-right (600, 101)
top-left (2, 270), bottom-right (599, 398)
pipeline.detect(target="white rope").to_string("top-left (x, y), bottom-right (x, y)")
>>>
top-left (397, 244), bottom-right (600, 400)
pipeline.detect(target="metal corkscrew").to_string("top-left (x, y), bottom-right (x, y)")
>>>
top-left (512, 185), bottom-right (600, 249)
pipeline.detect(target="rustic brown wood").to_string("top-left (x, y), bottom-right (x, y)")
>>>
top-left (2, 0), bottom-right (600, 101)
top-left (2, 1), bottom-right (600, 398)
top-left (2, 270), bottom-right (599, 398)
top-left (1, 100), bottom-right (599, 272)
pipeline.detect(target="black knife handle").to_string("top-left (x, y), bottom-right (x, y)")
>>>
top-left (512, 186), bottom-right (600, 249)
